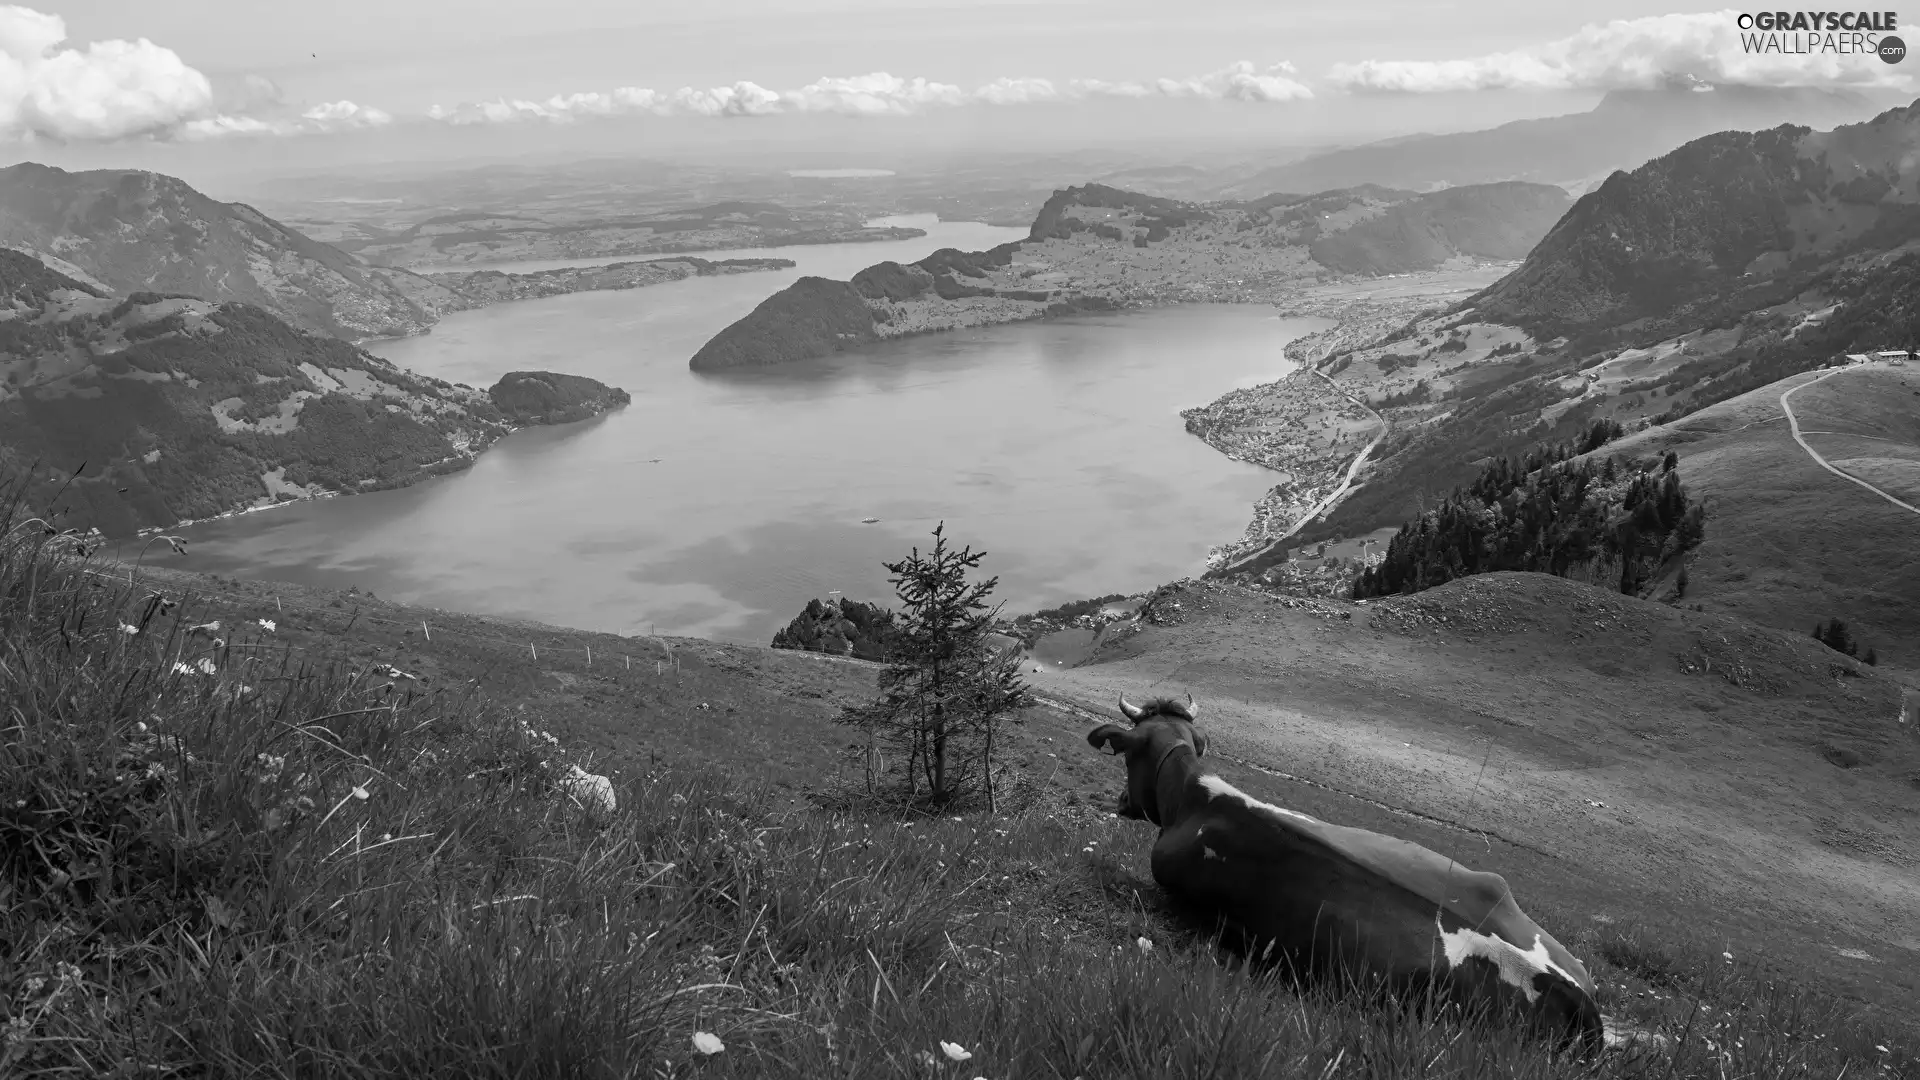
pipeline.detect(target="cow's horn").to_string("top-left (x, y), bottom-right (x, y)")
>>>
top-left (1118, 695), bottom-right (1145, 722)
top-left (1185, 691), bottom-right (1198, 719)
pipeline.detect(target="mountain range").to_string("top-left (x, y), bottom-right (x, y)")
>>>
top-left (1251, 97), bottom-right (1920, 662)
top-left (1472, 98), bottom-right (1920, 346)
top-left (691, 180), bottom-right (1570, 370)
top-left (1206, 85), bottom-right (1893, 198)
top-left (0, 163), bottom-right (461, 340)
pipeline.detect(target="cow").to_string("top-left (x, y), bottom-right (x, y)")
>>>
top-left (1087, 694), bottom-right (1604, 1056)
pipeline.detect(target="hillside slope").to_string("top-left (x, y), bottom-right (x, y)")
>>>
top-left (0, 251), bottom-right (627, 536)
top-left (1587, 364), bottom-right (1920, 667)
top-left (1309, 182), bottom-right (1572, 274)
top-left (1471, 98), bottom-right (1920, 345)
top-left (107, 555), bottom-right (1920, 1040)
top-left (1027, 572), bottom-right (1919, 1018)
top-left (690, 181), bottom-right (1567, 370)
top-left (0, 163), bottom-right (462, 340)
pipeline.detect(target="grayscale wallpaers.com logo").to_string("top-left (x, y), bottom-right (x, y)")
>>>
top-left (1736, 10), bottom-right (1906, 61)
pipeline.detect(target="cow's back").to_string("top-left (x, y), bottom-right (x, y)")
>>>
top-left (1152, 776), bottom-right (1605, 1055)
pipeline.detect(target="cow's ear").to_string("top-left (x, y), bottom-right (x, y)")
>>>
top-left (1087, 723), bottom-right (1135, 755)
top-left (1192, 729), bottom-right (1209, 758)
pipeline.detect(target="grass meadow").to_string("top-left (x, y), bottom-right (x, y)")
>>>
top-left (2, 484), bottom-right (1913, 1079)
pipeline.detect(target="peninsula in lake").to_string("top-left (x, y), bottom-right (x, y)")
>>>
top-left (688, 181), bottom-right (1570, 371)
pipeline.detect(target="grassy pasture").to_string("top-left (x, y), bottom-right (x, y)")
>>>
top-left (2, 491), bottom-right (1914, 1077)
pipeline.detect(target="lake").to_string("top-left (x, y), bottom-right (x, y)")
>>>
top-left (164, 217), bottom-right (1320, 644)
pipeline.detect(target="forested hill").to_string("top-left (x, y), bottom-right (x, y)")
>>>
top-left (1469, 97), bottom-right (1920, 347)
top-left (1353, 422), bottom-right (1705, 600)
top-left (0, 275), bottom-right (627, 537)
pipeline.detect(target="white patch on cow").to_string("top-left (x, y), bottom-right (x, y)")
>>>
top-left (1203, 845), bottom-right (1223, 860)
top-left (1434, 911), bottom-right (1578, 1003)
top-left (1197, 774), bottom-right (1318, 824)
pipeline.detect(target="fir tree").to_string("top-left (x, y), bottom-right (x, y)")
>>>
top-left (837, 524), bottom-right (1030, 807)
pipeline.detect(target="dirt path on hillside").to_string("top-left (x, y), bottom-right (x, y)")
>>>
top-left (1781, 366), bottom-right (1920, 516)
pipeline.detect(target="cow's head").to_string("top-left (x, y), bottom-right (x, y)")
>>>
top-left (1086, 693), bottom-right (1207, 824)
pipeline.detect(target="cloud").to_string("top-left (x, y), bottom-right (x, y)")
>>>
top-left (300, 100), bottom-right (393, 128)
top-left (180, 100), bottom-right (394, 140)
top-left (1147, 60), bottom-right (1314, 103)
top-left (1327, 10), bottom-right (1917, 93)
top-left (0, 4), bottom-right (215, 140)
top-left (427, 60), bottom-right (1314, 124)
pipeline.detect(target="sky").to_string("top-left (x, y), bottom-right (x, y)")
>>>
top-left (7, 1), bottom-right (1919, 187)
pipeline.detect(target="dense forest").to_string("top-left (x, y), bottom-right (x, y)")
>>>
top-left (1352, 421), bottom-right (1706, 599)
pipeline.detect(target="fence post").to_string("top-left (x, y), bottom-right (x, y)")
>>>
top-left (530, 643), bottom-right (537, 661)
top-left (422, 621), bottom-right (431, 642)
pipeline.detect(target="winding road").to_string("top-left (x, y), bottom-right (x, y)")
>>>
top-left (1778, 366), bottom-right (1920, 517)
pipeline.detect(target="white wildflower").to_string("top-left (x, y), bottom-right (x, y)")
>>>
top-left (119, 622), bottom-right (139, 635)
top-left (691, 1031), bottom-right (724, 1055)
top-left (1136, 936), bottom-right (1154, 953)
top-left (941, 1041), bottom-right (972, 1063)
top-left (351, 785), bottom-right (370, 800)
top-left (259, 619), bottom-right (275, 632)
top-left (196, 658), bottom-right (217, 675)
top-left (171, 661), bottom-right (195, 676)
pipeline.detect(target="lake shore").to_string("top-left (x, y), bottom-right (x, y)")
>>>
top-left (1178, 266), bottom-right (1517, 565)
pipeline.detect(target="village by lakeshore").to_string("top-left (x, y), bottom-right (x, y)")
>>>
top-left (1179, 266), bottom-right (1512, 568)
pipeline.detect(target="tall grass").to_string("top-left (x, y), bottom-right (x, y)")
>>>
top-left (1, 480), bottom-right (1912, 1078)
